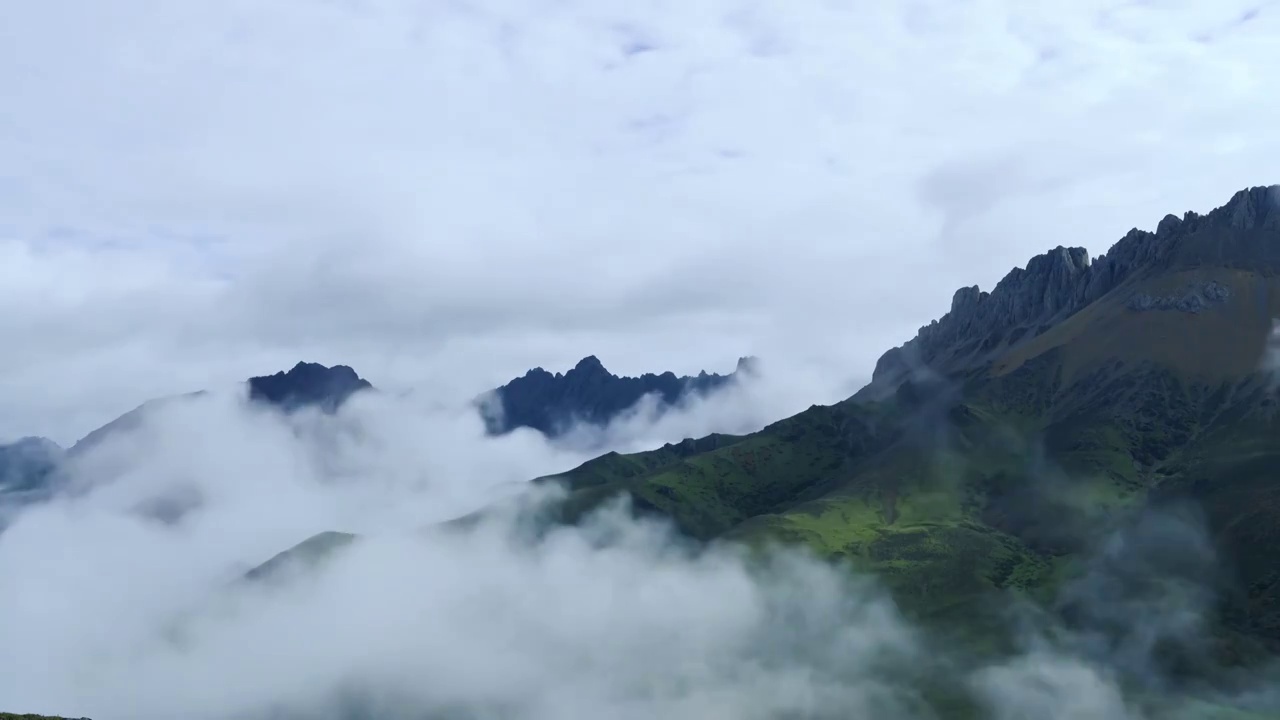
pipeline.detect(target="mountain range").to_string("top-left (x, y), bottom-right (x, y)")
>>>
top-left (0, 357), bottom-right (753, 502)
top-left (480, 354), bottom-right (758, 436)
top-left (243, 185), bottom-right (1280, 692)
top-left (7, 185), bottom-right (1280, 719)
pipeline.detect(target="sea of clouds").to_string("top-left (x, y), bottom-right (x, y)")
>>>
top-left (2, 368), bottom-right (1275, 720)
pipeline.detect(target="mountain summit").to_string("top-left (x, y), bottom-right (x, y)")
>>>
top-left (247, 362), bottom-right (373, 412)
top-left (481, 355), bottom-right (757, 436)
top-left (2, 355), bottom-right (753, 505)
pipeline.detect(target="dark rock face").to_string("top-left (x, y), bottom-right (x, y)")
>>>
top-left (863, 185), bottom-right (1280, 397)
top-left (483, 355), bottom-right (758, 437)
top-left (247, 362), bottom-right (373, 413)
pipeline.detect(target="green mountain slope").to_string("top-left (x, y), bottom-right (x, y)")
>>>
top-left (248, 186), bottom-right (1280, 711)
top-left (583, 192), bottom-right (1280, 631)
top-left (437, 186), bottom-right (1280, 654)
top-left (538, 385), bottom-right (1071, 623)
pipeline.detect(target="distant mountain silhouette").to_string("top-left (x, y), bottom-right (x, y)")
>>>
top-left (480, 355), bottom-right (759, 437)
top-left (0, 436), bottom-right (64, 528)
top-left (0, 436), bottom-right (60, 495)
top-left (0, 362), bottom-right (375, 509)
top-left (67, 362), bottom-right (372, 458)
top-left (247, 361), bottom-right (373, 412)
top-left (2, 355), bottom-right (755, 504)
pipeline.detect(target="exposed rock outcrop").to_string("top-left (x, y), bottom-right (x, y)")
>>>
top-left (1127, 280), bottom-right (1230, 313)
top-left (861, 185), bottom-right (1280, 398)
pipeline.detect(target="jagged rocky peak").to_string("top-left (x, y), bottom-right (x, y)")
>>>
top-left (484, 355), bottom-right (753, 437)
top-left (520, 355), bottom-right (612, 382)
top-left (1157, 213), bottom-right (1183, 237)
top-left (925, 246), bottom-right (1091, 337)
top-left (862, 184), bottom-right (1279, 396)
top-left (1216, 184), bottom-right (1280, 230)
top-left (566, 355), bottom-right (615, 381)
top-left (247, 361), bottom-right (373, 412)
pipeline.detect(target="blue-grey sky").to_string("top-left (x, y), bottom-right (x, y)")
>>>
top-left (3, 0), bottom-right (1279, 443)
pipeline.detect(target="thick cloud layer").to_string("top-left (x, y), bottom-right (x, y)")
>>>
top-left (1, 387), bottom-right (1273, 720)
top-left (2, 390), bottom-right (922, 719)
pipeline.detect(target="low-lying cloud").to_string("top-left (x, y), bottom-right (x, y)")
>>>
top-left (0, 378), bottom-right (1274, 720)
top-left (1, 386), bottom-right (924, 720)
top-left (541, 357), bottom-right (861, 455)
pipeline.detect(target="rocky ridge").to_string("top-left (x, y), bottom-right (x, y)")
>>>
top-left (247, 361), bottom-right (373, 412)
top-left (862, 185), bottom-right (1280, 397)
top-left (2, 355), bottom-right (755, 505)
top-left (482, 355), bottom-right (759, 437)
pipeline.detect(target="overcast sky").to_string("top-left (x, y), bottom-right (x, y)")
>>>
top-left (3, 0), bottom-right (1279, 443)
top-left (3, 5), bottom-right (1279, 717)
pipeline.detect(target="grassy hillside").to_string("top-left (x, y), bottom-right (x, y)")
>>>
top-left (540, 383), bottom-right (1106, 618)
top-left (252, 288), bottom-right (1280, 648)
top-left (470, 191), bottom-right (1280, 655)
top-left (242, 188), bottom-right (1280, 717)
